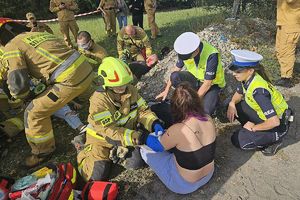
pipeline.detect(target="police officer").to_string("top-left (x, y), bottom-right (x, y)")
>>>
top-left (98, 0), bottom-right (117, 36)
top-left (25, 12), bottom-right (53, 34)
top-left (50, 0), bottom-right (79, 48)
top-left (128, 0), bottom-right (144, 29)
top-left (156, 32), bottom-right (226, 116)
top-left (117, 25), bottom-right (152, 62)
top-left (144, 0), bottom-right (160, 39)
top-left (77, 31), bottom-right (108, 69)
top-left (227, 50), bottom-right (293, 156)
top-left (0, 19), bottom-right (94, 168)
top-left (274, 0), bottom-right (300, 88)
top-left (77, 57), bottom-right (164, 181)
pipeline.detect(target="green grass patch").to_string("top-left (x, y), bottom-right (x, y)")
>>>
top-left (48, 7), bottom-right (227, 57)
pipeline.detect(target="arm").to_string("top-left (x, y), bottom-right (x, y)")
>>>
top-left (89, 94), bottom-right (143, 147)
top-left (49, 0), bottom-right (60, 13)
top-left (136, 94), bottom-right (159, 131)
top-left (117, 33), bottom-right (125, 58)
top-left (197, 79), bottom-right (212, 97)
top-left (155, 66), bottom-right (181, 101)
top-left (159, 124), bottom-right (179, 150)
top-left (67, 0), bottom-right (78, 11)
top-left (227, 91), bottom-right (243, 123)
top-left (4, 46), bottom-right (30, 100)
top-left (141, 31), bottom-right (152, 57)
top-left (44, 24), bottom-right (54, 34)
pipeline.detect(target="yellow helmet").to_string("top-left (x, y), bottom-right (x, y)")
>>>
top-left (98, 57), bottom-right (133, 87)
top-left (0, 47), bottom-right (7, 81)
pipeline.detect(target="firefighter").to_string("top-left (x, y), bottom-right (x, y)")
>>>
top-left (227, 50), bottom-right (293, 156)
top-left (0, 47), bottom-right (24, 140)
top-left (77, 31), bottom-right (108, 69)
top-left (25, 12), bottom-right (53, 34)
top-left (144, 0), bottom-right (160, 39)
top-left (274, 0), bottom-right (300, 88)
top-left (77, 57), bottom-right (164, 181)
top-left (0, 19), bottom-right (94, 168)
top-left (98, 0), bottom-right (117, 36)
top-left (117, 25), bottom-right (152, 62)
top-left (156, 32), bottom-right (226, 116)
top-left (49, 0), bottom-right (79, 48)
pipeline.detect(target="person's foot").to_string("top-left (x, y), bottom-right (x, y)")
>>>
top-left (261, 141), bottom-right (283, 156)
top-left (274, 78), bottom-right (294, 88)
top-left (24, 153), bottom-right (52, 168)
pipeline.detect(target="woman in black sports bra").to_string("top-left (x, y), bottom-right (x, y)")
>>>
top-left (140, 82), bottom-right (216, 194)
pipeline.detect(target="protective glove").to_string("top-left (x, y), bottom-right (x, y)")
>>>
top-left (146, 135), bottom-right (164, 152)
top-left (152, 122), bottom-right (164, 136)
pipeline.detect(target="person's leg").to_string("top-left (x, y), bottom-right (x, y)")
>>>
top-left (276, 26), bottom-right (300, 79)
top-left (123, 15), bottom-right (128, 27)
top-left (202, 85), bottom-right (220, 115)
top-left (53, 105), bottom-right (84, 130)
top-left (128, 61), bottom-right (149, 80)
top-left (69, 20), bottom-right (79, 44)
top-left (59, 21), bottom-right (72, 48)
top-left (77, 143), bottom-right (112, 181)
top-left (235, 100), bottom-right (263, 126)
top-left (132, 14), bottom-right (138, 26)
top-left (170, 71), bottom-right (199, 89)
top-left (138, 13), bottom-right (144, 29)
top-left (110, 11), bottom-right (117, 35)
top-left (123, 146), bottom-right (145, 169)
top-left (117, 15), bottom-right (122, 30)
top-left (150, 100), bottom-right (173, 128)
top-left (103, 11), bottom-right (111, 34)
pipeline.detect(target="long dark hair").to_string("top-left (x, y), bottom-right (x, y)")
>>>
top-left (254, 64), bottom-right (271, 83)
top-left (171, 82), bottom-right (206, 123)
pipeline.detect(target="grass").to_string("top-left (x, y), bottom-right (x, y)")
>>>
top-left (48, 7), bottom-right (227, 57)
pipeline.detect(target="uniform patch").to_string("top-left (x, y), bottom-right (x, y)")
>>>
top-left (23, 33), bottom-right (57, 48)
top-left (100, 116), bottom-right (113, 127)
top-left (47, 92), bottom-right (59, 102)
top-left (113, 111), bottom-right (122, 120)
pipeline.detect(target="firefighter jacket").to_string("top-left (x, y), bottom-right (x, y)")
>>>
top-left (49, 0), bottom-right (78, 22)
top-left (277, 0), bottom-right (300, 32)
top-left (144, 0), bottom-right (156, 11)
top-left (26, 22), bottom-right (54, 34)
top-left (99, 0), bottom-right (117, 10)
top-left (86, 84), bottom-right (158, 148)
top-left (79, 41), bottom-right (108, 69)
top-left (2, 32), bottom-right (93, 99)
top-left (117, 26), bottom-right (152, 58)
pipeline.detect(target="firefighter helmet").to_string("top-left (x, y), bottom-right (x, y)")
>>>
top-left (98, 57), bottom-right (133, 87)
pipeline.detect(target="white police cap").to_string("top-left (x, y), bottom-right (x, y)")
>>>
top-left (174, 32), bottom-right (200, 60)
top-left (229, 49), bottom-right (263, 71)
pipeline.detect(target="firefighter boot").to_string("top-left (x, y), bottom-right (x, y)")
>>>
top-left (24, 153), bottom-right (52, 168)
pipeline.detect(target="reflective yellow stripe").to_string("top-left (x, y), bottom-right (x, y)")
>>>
top-left (83, 55), bottom-right (99, 65)
top-left (141, 35), bottom-right (148, 42)
top-left (146, 48), bottom-right (152, 56)
top-left (6, 117), bottom-right (24, 131)
top-left (123, 129), bottom-right (134, 146)
top-left (93, 111), bottom-right (112, 121)
top-left (26, 129), bottom-right (54, 144)
top-left (145, 114), bottom-right (157, 129)
top-left (22, 33), bottom-right (57, 48)
top-left (86, 127), bottom-right (105, 140)
top-left (3, 50), bottom-right (22, 59)
top-left (71, 169), bottom-right (76, 184)
top-left (117, 110), bottom-right (137, 126)
top-left (137, 97), bottom-right (147, 107)
top-left (55, 55), bottom-right (85, 82)
top-left (36, 47), bottom-right (63, 64)
top-left (68, 190), bottom-right (74, 200)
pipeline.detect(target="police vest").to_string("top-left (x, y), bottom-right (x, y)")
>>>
top-left (242, 73), bottom-right (288, 120)
top-left (183, 41), bottom-right (226, 88)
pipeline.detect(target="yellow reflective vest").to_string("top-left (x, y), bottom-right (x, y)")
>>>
top-left (183, 41), bottom-right (226, 88)
top-left (242, 73), bottom-right (288, 120)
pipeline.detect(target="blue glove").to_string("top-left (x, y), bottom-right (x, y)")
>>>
top-left (146, 135), bottom-right (164, 152)
top-left (153, 123), bottom-right (164, 136)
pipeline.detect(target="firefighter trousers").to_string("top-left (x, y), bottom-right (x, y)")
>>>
top-left (103, 10), bottom-right (116, 35)
top-left (24, 72), bottom-right (94, 156)
top-left (146, 9), bottom-right (159, 38)
top-left (275, 26), bottom-right (300, 78)
top-left (59, 20), bottom-right (79, 48)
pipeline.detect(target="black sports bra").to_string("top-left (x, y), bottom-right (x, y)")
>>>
top-left (170, 121), bottom-right (216, 170)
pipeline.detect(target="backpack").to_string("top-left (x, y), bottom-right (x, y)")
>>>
top-left (81, 181), bottom-right (118, 200)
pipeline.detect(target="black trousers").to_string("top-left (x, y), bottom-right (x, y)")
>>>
top-left (128, 61), bottom-right (150, 80)
top-left (231, 101), bottom-right (289, 150)
top-left (170, 71), bottom-right (221, 116)
top-left (132, 13), bottom-right (143, 29)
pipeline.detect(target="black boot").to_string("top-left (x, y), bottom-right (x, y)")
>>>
top-left (261, 141), bottom-right (283, 156)
top-left (274, 78), bottom-right (294, 88)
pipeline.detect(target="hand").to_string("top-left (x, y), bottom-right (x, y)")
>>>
top-left (59, 4), bottom-right (66, 9)
top-left (155, 90), bottom-right (168, 101)
top-left (243, 121), bottom-right (255, 131)
top-left (227, 101), bottom-right (238, 123)
top-left (72, 101), bottom-right (83, 110)
top-left (153, 123), bottom-right (164, 136)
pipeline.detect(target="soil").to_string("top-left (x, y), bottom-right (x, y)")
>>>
top-left (1, 18), bottom-right (300, 199)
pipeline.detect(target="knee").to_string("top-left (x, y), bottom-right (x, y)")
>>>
top-left (124, 147), bottom-right (145, 169)
top-left (90, 160), bottom-right (112, 181)
top-left (231, 131), bottom-right (241, 149)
